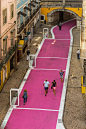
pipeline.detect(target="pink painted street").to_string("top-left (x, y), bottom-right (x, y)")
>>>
top-left (4, 19), bottom-right (76, 129)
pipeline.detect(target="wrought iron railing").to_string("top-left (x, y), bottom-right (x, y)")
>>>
top-left (17, 5), bottom-right (41, 34)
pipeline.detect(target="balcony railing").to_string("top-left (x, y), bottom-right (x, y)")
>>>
top-left (17, 5), bottom-right (41, 34)
top-left (0, 41), bottom-right (18, 71)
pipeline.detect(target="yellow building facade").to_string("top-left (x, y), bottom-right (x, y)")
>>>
top-left (41, 7), bottom-right (82, 22)
top-left (0, 60), bottom-right (10, 91)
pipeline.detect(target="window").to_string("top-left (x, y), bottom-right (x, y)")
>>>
top-left (41, 15), bottom-right (45, 21)
top-left (3, 9), bottom-right (7, 25)
top-left (3, 39), bottom-right (7, 56)
top-left (10, 4), bottom-right (14, 19)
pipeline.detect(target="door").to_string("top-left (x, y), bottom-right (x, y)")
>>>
top-left (59, 11), bottom-right (63, 21)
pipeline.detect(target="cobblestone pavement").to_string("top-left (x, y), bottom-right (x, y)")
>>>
top-left (63, 28), bottom-right (86, 129)
top-left (0, 23), bottom-right (53, 126)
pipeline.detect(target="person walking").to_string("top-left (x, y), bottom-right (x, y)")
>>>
top-left (26, 49), bottom-right (30, 61)
top-left (59, 70), bottom-right (64, 83)
top-left (43, 79), bottom-right (50, 96)
top-left (51, 80), bottom-right (57, 96)
top-left (22, 89), bottom-right (28, 105)
top-left (58, 22), bottom-right (62, 30)
top-left (77, 49), bottom-right (80, 59)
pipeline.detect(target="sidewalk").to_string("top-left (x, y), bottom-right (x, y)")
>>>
top-left (63, 28), bottom-right (86, 129)
top-left (0, 23), bottom-right (53, 126)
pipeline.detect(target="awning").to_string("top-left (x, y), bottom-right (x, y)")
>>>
top-left (10, 29), bottom-right (15, 33)
top-left (19, 40), bottom-right (24, 45)
top-left (18, 40), bottom-right (24, 50)
top-left (27, 32), bottom-right (31, 35)
top-left (28, 3), bottom-right (35, 7)
top-left (24, 6), bottom-right (31, 11)
top-left (3, 36), bottom-right (8, 41)
top-left (18, 11), bottom-right (26, 17)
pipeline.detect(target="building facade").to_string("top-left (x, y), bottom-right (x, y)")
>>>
top-left (0, 0), bottom-right (41, 91)
top-left (0, 0), bottom-right (16, 91)
top-left (16, 0), bottom-right (41, 62)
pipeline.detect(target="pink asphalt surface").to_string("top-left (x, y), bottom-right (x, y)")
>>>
top-left (5, 19), bottom-right (76, 129)
top-left (38, 39), bottom-right (70, 58)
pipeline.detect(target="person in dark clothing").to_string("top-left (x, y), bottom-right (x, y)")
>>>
top-left (22, 89), bottom-right (28, 105)
top-left (26, 49), bottom-right (30, 61)
top-left (77, 49), bottom-right (80, 59)
top-left (51, 80), bottom-right (57, 96)
top-left (58, 22), bottom-right (62, 30)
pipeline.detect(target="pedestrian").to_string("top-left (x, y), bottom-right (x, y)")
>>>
top-left (58, 22), bottom-right (62, 30)
top-left (51, 80), bottom-right (57, 96)
top-left (59, 70), bottom-right (64, 83)
top-left (77, 49), bottom-right (80, 59)
top-left (43, 79), bottom-right (50, 96)
top-left (22, 89), bottom-right (28, 105)
top-left (26, 49), bottom-right (30, 61)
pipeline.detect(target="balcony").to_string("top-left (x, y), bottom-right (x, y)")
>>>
top-left (0, 41), bottom-right (18, 71)
top-left (17, 5), bottom-right (41, 34)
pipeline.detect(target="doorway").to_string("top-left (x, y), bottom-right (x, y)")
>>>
top-left (59, 11), bottom-right (63, 21)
